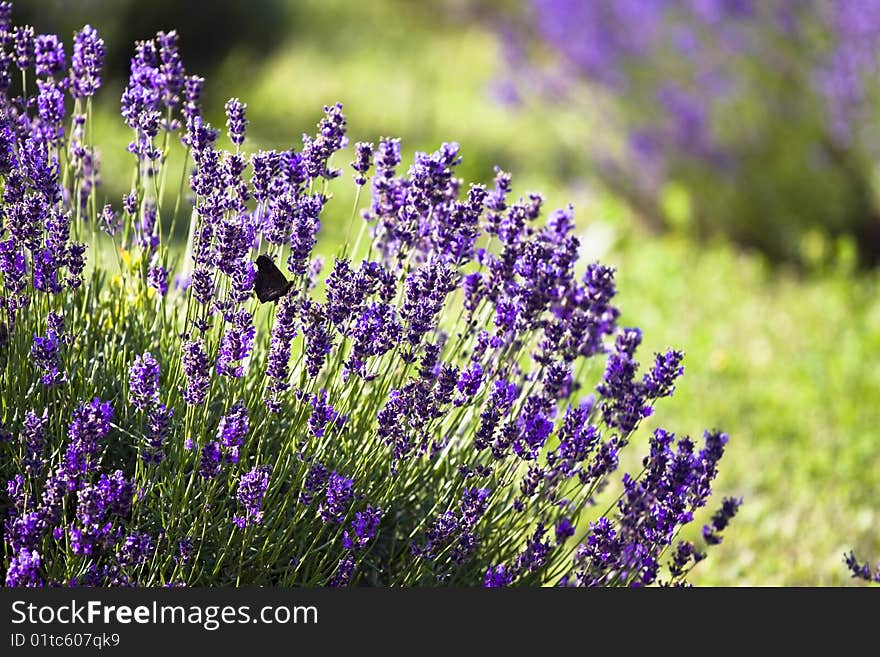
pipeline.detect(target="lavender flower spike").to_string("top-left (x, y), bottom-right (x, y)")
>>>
top-left (70, 25), bottom-right (104, 99)
top-left (129, 352), bottom-right (161, 410)
top-left (225, 97), bottom-right (247, 146)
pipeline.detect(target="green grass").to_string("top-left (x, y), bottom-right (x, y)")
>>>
top-left (88, 0), bottom-right (880, 585)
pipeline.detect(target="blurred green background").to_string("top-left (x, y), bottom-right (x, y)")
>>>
top-left (21, 0), bottom-right (880, 584)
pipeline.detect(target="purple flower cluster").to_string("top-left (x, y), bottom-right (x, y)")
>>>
top-left (181, 338), bottom-right (211, 405)
top-left (342, 505), bottom-right (383, 551)
top-left (69, 470), bottom-right (133, 556)
top-left (129, 352), bottom-right (161, 410)
top-left (5, 548), bottom-right (41, 587)
top-left (143, 404), bottom-right (173, 464)
top-left (567, 428), bottom-right (735, 586)
top-left (31, 329), bottom-right (65, 386)
top-left (264, 294), bottom-right (299, 411)
top-left (70, 25), bottom-right (104, 99)
top-left (225, 97), bottom-right (247, 147)
top-left (216, 309), bottom-right (255, 378)
top-left (413, 487), bottom-right (492, 565)
top-left (233, 465), bottom-right (271, 528)
top-left (120, 30), bottom-right (191, 160)
top-left (307, 389), bottom-right (346, 438)
top-left (845, 551), bottom-right (880, 583)
top-left (596, 329), bottom-right (683, 434)
top-left (198, 401), bottom-right (250, 478)
top-left (63, 398), bottom-right (114, 486)
top-left (318, 471), bottom-right (355, 524)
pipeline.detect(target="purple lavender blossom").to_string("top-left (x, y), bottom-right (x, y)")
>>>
top-left (701, 496), bottom-right (742, 545)
top-left (121, 32), bottom-right (185, 160)
top-left (182, 74), bottom-right (204, 122)
top-left (363, 137), bottom-right (403, 224)
top-left (844, 551), bottom-right (880, 584)
top-left (123, 192), bottom-right (137, 216)
top-left (484, 564), bottom-right (511, 587)
top-left (233, 465), bottom-right (272, 529)
top-left (414, 488), bottom-right (492, 564)
top-left (308, 389), bottom-right (346, 438)
top-left (572, 427), bottom-right (734, 585)
top-left (454, 362), bottom-right (483, 404)
top-left (299, 462), bottom-right (329, 505)
top-left (199, 441), bottom-right (222, 479)
top-left (302, 102), bottom-right (348, 180)
top-left (596, 328), bottom-right (651, 434)
top-left (265, 294), bottom-right (298, 410)
top-left (342, 505), bottom-right (383, 551)
top-left (70, 25), bottom-right (104, 99)
top-left (181, 338), bottom-right (211, 405)
top-left (147, 265), bottom-right (168, 296)
top-left (413, 510), bottom-right (459, 560)
top-left (31, 330), bottom-right (65, 386)
top-left (512, 395), bottom-right (554, 460)
top-left (0, 2), bottom-right (10, 46)
top-left (216, 310), bottom-right (255, 378)
top-left (190, 266), bottom-right (214, 305)
top-left (460, 488), bottom-right (491, 526)
top-left (669, 540), bottom-right (705, 579)
top-left (4, 507), bottom-right (41, 554)
top-left (225, 97), bottom-right (247, 146)
top-left (63, 398), bottom-right (114, 487)
top-left (176, 538), bottom-right (193, 566)
top-left (99, 204), bottom-right (121, 235)
top-left (135, 202), bottom-right (159, 255)
top-left (13, 25), bottom-right (34, 70)
top-left (143, 404), bottom-right (173, 464)
top-left (216, 401), bottom-right (249, 463)
top-left (324, 258), bottom-right (357, 325)
top-left (512, 524), bottom-right (552, 574)
top-left (642, 349), bottom-right (685, 398)
top-left (346, 302), bottom-right (401, 376)
top-left (329, 555), bottom-right (355, 587)
top-left (65, 242), bottom-right (87, 290)
top-left (287, 194), bottom-right (323, 276)
top-left (118, 532), bottom-right (153, 570)
top-left (475, 380), bottom-right (518, 450)
top-left (401, 260), bottom-right (458, 346)
top-left (351, 141), bottom-right (373, 185)
top-left (555, 518), bottom-right (575, 544)
top-left (35, 34), bottom-right (65, 78)
top-left (318, 471), bottom-right (354, 524)
top-left (5, 548), bottom-right (41, 587)
top-left (22, 409), bottom-right (48, 476)
top-left (128, 351), bottom-right (161, 410)
top-left (301, 301), bottom-right (333, 379)
top-left (69, 470), bottom-right (133, 556)
top-left (251, 150), bottom-right (282, 203)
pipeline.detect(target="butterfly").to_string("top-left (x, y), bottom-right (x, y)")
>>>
top-left (254, 255), bottom-right (294, 303)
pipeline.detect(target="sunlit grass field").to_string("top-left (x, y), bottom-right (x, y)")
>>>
top-left (87, 0), bottom-right (879, 585)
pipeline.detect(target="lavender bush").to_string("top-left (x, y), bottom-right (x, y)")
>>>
top-left (0, 2), bottom-right (738, 587)
top-left (502, 0), bottom-right (880, 264)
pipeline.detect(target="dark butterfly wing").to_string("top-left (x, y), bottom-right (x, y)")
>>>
top-left (254, 255), bottom-right (294, 303)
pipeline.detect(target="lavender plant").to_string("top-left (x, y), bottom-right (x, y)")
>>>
top-left (0, 2), bottom-right (738, 587)
top-left (502, 0), bottom-right (880, 264)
